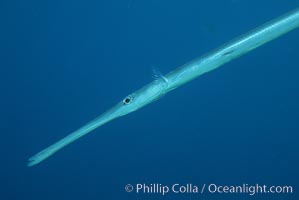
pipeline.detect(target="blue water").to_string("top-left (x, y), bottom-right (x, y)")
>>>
top-left (1, 1), bottom-right (299, 199)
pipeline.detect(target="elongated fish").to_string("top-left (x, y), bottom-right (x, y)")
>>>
top-left (28, 7), bottom-right (299, 167)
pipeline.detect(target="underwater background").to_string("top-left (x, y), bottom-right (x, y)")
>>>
top-left (1, 0), bottom-right (299, 199)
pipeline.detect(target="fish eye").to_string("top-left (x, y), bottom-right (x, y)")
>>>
top-left (122, 95), bottom-right (133, 105)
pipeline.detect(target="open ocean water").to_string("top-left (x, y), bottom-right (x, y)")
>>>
top-left (1, 0), bottom-right (299, 199)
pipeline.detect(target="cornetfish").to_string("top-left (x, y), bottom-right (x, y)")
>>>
top-left (28, 7), bottom-right (299, 167)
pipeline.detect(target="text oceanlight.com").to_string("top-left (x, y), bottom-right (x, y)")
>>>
top-left (124, 183), bottom-right (294, 196)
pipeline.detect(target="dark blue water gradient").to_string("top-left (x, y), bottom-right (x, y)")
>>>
top-left (1, 1), bottom-right (298, 199)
